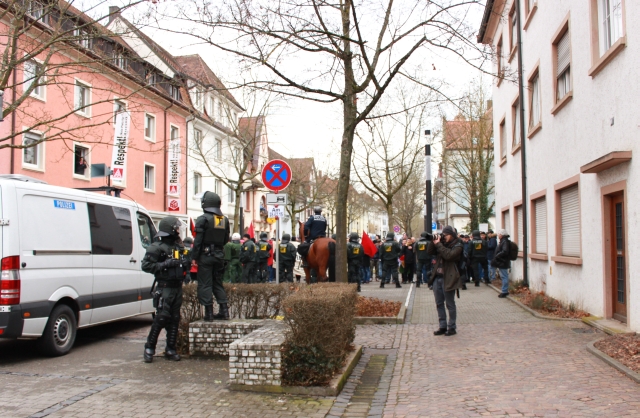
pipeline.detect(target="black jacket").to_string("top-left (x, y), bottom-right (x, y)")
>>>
top-left (401, 245), bottom-right (416, 265)
top-left (304, 215), bottom-right (327, 241)
top-left (492, 237), bottom-right (511, 269)
top-left (486, 236), bottom-right (497, 260)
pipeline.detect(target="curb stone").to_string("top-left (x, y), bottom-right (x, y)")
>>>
top-left (488, 284), bottom-right (582, 321)
top-left (586, 340), bottom-right (640, 384)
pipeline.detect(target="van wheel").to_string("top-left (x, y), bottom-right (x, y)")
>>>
top-left (37, 304), bottom-right (77, 357)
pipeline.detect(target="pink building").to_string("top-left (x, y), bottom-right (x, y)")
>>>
top-left (0, 1), bottom-right (190, 221)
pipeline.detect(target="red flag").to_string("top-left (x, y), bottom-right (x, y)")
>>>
top-left (248, 222), bottom-right (255, 239)
top-left (190, 218), bottom-right (196, 237)
top-left (361, 231), bottom-right (377, 258)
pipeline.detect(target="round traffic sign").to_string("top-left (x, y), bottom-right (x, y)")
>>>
top-left (262, 159), bottom-right (292, 192)
top-left (393, 225), bottom-right (400, 233)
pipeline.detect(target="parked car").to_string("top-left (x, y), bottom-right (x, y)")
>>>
top-left (0, 175), bottom-right (157, 356)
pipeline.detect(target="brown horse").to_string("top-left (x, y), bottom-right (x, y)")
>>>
top-left (298, 221), bottom-right (335, 283)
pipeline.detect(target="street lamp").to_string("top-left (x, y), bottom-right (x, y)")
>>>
top-left (424, 129), bottom-right (432, 233)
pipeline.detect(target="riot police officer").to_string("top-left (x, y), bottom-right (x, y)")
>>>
top-left (240, 233), bottom-right (258, 283)
top-left (278, 233), bottom-right (297, 282)
top-left (415, 232), bottom-right (432, 288)
top-left (192, 191), bottom-right (230, 321)
top-left (142, 216), bottom-right (189, 363)
top-left (347, 232), bottom-right (363, 292)
top-left (380, 232), bottom-right (402, 289)
top-left (223, 233), bottom-right (243, 283)
top-left (256, 232), bottom-right (272, 283)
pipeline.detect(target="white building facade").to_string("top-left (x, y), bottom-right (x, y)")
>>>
top-left (479, 0), bottom-right (637, 329)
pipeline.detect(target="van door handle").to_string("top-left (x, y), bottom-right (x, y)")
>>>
top-left (130, 258), bottom-right (137, 263)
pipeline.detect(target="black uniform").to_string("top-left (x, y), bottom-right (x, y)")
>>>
top-left (347, 237), bottom-right (363, 292)
top-left (240, 239), bottom-right (258, 283)
top-left (256, 236), bottom-right (272, 283)
top-left (304, 214), bottom-right (327, 242)
top-left (278, 234), bottom-right (297, 283)
top-left (380, 234), bottom-right (402, 288)
top-left (142, 234), bottom-right (188, 362)
top-left (415, 235), bottom-right (432, 288)
top-left (193, 212), bottom-right (229, 308)
top-left (469, 230), bottom-right (489, 286)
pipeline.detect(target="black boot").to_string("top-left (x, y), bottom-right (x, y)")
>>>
top-left (213, 303), bottom-right (230, 320)
top-left (203, 305), bottom-right (214, 322)
top-left (143, 323), bottom-right (162, 363)
top-left (380, 281), bottom-right (385, 288)
top-left (395, 281), bottom-right (402, 288)
top-left (164, 316), bottom-right (181, 361)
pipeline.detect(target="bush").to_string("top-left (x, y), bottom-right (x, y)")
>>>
top-left (224, 283), bottom-right (299, 319)
top-left (177, 283), bottom-right (201, 355)
top-left (281, 283), bottom-right (358, 386)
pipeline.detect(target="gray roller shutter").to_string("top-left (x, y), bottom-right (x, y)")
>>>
top-left (535, 198), bottom-right (547, 254)
top-left (503, 210), bottom-right (510, 235)
top-left (516, 206), bottom-right (523, 245)
top-left (557, 31), bottom-right (571, 76)
top-left (560, 185), bottom-right (580, 257)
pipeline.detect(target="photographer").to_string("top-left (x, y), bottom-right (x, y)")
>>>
top-left (427, 226), bottom-right (463, 336)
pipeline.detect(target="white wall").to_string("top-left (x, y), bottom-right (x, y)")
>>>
top-left (488, 0), bottom-right (640, 329)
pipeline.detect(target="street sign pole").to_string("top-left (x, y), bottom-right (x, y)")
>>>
top-left (275, 202), bottom-right (280, 284)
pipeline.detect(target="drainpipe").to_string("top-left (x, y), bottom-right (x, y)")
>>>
top-left (10, 66), bottom-right (17, 173)
top-left (164, 102), bottom-right (174, 212)
top-left (185, 114), bottom-right (195, 216)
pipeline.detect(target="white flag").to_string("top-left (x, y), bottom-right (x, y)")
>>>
top-left (110, 112), bottom-right (131, 186)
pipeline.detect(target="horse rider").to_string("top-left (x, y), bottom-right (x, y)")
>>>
top-left (302, 206), bottom-right (327, 267)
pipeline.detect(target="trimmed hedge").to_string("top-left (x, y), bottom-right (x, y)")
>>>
top-left (281, 283), bottom-right (358, 386)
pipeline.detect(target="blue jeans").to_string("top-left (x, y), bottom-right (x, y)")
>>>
top-left (360, 266), bottom-right (371, 283)
top-left (416, 262), bottom-right (429, 284)
top-left (268, 265), bottom-right (276, 282)
top-left (500, 268), bottom-right (509, 293)
top-left (488, 264), bottom-right (496, 281)
top-left (432, 277), bottom-right (456, 330)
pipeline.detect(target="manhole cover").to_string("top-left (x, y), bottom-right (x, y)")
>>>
top-left (571, 328), bottom-right (597, 334)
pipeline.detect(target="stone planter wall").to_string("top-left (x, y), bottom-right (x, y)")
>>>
top-left (228, 322), bottom-right (286, 386)
top-left (188, 319), bottom-right (273, 357)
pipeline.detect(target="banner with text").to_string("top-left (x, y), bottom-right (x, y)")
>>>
top-left (110, 111), bottom-right (131, 187)
top-left (167, 133), bottom-right (181, 197)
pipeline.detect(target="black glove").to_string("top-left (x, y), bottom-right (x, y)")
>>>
top-left (183, 275), bottom-right (192, 285)
top-left (161, 258), bottom-right (181, 269)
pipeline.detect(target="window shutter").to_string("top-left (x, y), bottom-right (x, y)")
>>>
top-left (560, 185), bottom-right (580, 257)
top-left (535, 198), bottom-right (547, 254)
top-left (557, 31), bottom-right (571, 76)
top-left (516, 206), bottom-right (523, 245)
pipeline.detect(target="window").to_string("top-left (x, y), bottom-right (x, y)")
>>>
top-left (193, 172), bottom-right (201, 195)
top-left (74, 144), bottom-right (89, 177)
top-left (26, 1), bottom-right (48, 24)
top-left (195, 88), bottom-right (203, 109)
top-left (528, 72), bottom-right (541, 129)
top-left (228, 182), bottom-right (236, 203)
top-left (497, 37), bottom-right (504, 79)
top-left (559, 185), bottom-right (580, 257)
top-left (598, 0), bottom-right (623, 55)
top-left (499, 118), bottom-right (507, 160)
top-left (215, 138), bottom-right (222, 160)
top-left (74, 28), bottom-right (91, 49)
top-left (137, 213), bottom-right (157, 249)
top-left (509, 7), bottom-right (518, 53)
top-left (74, 80), bottom-right (91, 117)
top-left (144, 114), bottom-right (155, 141)
top-left (113, 51), bottom-right (127, 70)
top-left (88, 203), bottom-right (133, 255)
top-left (515, 205), bottom-right (523, 246)
top-left (171, 126), bottom-right (179, 140)
top-left (502, 209), bottom-right (510, 234)
top-left (169, 84), bottom-right (180, 101)
top-left (194, 129), bottom-right (203, 149)
top-left (525, 0), bottom-right (536, 14)
top-left (218, 101), bottom-right (224, 124)
top-left (209, 96), bottom-right (215, 116)
top-left (555, 29), bottom-right (571, 102)
top-left (23, 131), bottom-right (44, 169)
top-left (114, 99), bottom-right (126, 122)
top-left (512, 98), bottom-right (521, 150)
top-left (24, 60), bottom-right (44, 99)
top-left (215, 179), bottom-right (221, 195)
top-left (144, 164), bottom-right (155, 192)
top-left (533, 197), bottom-right (547, 254)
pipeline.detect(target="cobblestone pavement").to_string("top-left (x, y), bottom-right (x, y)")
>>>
top-left (1, 285), bottom-right (638, 417)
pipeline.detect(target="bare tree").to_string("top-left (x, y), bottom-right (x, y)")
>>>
top-left (147, 0), bottom-right (488, 281)
top-left (437, 81), bottom-right (494, 231)
top-left (0, 0), bottom-right (155, 155)
top-left (392, 163), bottom-right (424, 237)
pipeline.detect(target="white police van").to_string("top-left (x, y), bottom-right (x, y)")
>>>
top-left (0, 175), bottom-right (157, 355)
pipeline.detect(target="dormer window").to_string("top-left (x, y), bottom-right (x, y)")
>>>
top-left (113, 51), bottom-right (127, 70)
top-left (169, 84), bottom-right (180, 101)
top-left (195, 87), bottom-right (202, 109)
top-left (146, 71), bottom-right (157, 85)
top-left (74, 28), bottom-right (92, 49)
top-left (26, 1), bottom-right (48, 24)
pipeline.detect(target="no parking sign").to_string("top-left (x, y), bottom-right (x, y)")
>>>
top-left (261, 159), bottom-right (292, 192)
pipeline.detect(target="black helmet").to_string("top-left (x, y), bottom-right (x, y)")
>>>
top-left (349, 232), bottom-right (359, 242)
top-left (386, 232), bottom-right (395, 240)
top-left (201, 191), bottom-right (222, 215)
top-left (314, 206), bottom-right (322, 214)
top-left (420, 231), bottom-right (429, 239)
top-left (331, 234), bottom-right (337, 240)
top-left (156, 216), bottom-right (181, 238)
top-left (260, 232), bottom-right (268, 240)
top-left (282, 233), bottom-right (291, 243)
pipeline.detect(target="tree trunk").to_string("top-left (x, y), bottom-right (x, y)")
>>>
top-left (233, 187), bottom-right (242, 233)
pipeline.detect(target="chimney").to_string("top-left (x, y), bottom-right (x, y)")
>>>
top-left (108, 6), bottom-right (120, 24)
